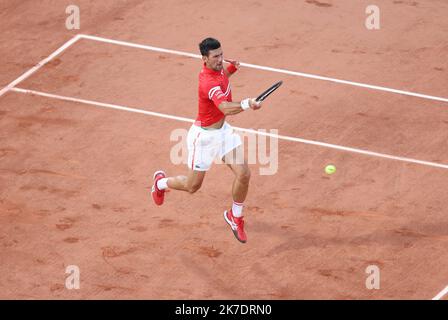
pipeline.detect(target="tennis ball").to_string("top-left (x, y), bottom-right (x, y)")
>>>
top-left (325, 165), bottom-right (336, 175)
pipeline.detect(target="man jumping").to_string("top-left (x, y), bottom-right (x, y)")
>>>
top-left (151, 37), bottom-right (262, 243)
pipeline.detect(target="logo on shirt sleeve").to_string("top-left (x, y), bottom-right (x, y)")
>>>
top-left (208, 84), bottom-right (230, 101)
top-left (208, 86), bottom-right (223, 100)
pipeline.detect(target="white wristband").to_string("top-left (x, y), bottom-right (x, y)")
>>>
top-left (240, 98), bottom-right (250, 110)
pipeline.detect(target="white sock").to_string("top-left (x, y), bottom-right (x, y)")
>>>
top-left (156, 178), bottom-right (169, 190)
top-left (232, 201), bottom-right (244, 217)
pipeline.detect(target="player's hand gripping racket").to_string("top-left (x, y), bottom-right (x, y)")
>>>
top-left (256, 81), bottom-right (283, 102)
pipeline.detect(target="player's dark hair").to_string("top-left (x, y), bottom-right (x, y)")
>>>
top-left (199, 38), bottom-right (221, 57)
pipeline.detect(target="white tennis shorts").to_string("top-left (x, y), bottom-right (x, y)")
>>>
top-left (187, 122), bottom-right (242, 171)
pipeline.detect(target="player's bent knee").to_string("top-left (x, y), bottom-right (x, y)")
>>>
top-left (187, 183), bottom-right (202, 194)
top-left (237, 167), bottom-right (251, 184)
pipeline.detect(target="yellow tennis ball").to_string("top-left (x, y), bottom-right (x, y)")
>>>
top-left (325, 165), bottom-right (336, 175)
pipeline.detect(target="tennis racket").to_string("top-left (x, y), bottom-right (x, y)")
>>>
top-left (256, 81), bottom-right (283, 102)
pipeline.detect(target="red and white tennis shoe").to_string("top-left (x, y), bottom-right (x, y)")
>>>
top-left (224, 210), bottom-right (247, 243)
top-left (152, 170), bottom-right (166, 206)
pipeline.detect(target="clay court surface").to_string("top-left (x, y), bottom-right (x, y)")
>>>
top-left (1, 0), bottom-right (448, 299)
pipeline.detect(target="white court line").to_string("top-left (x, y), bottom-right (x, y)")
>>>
top-left (78, 34), bottom-right (448, 104)
top-left (0, 35), bottom-right (81, 98)
top-left (11, 87), bottom-right (195, 124)
top-left (11, 87), bottom-right (448, 171)
top-left (433, 286), bottom-right (448, 300)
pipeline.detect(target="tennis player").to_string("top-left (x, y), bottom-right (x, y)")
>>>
top-left (152, 37), bottom-right (262, 243)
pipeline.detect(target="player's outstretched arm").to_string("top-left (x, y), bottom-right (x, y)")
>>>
top-left (218, 99), bottom-right (262, 115)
